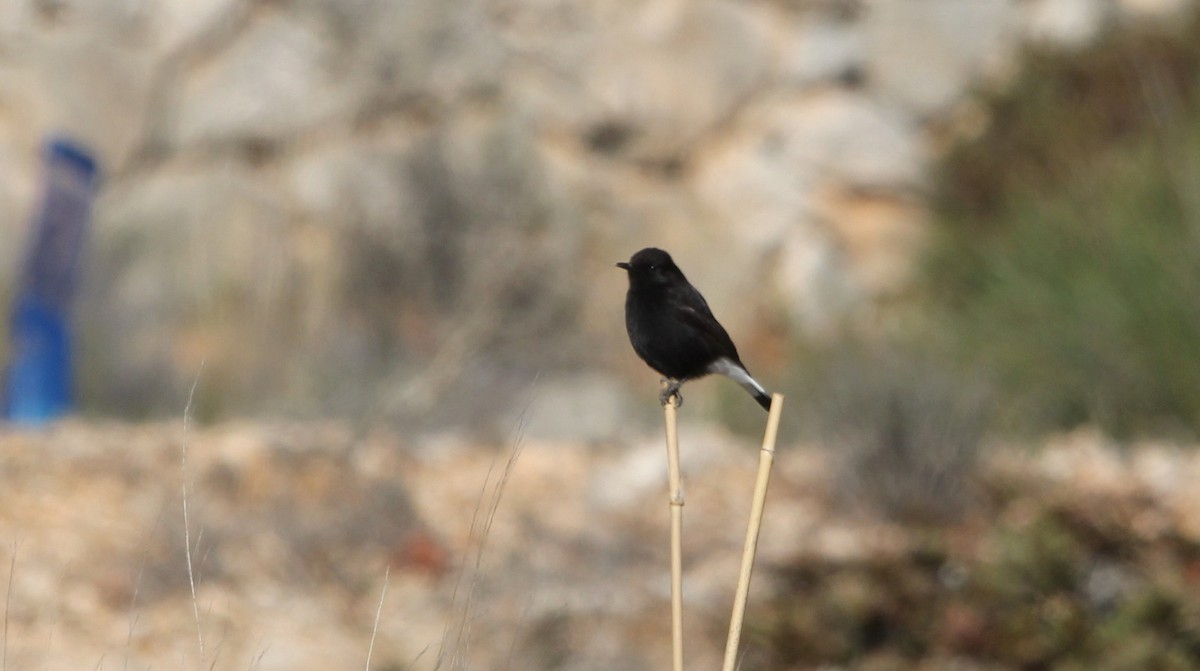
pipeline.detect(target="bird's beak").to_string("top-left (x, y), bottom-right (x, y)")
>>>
top-left (616, 262), bottom-right (630, 270)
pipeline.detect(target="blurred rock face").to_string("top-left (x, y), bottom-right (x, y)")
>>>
top-left (0, 0), bottom-right (1187, 421)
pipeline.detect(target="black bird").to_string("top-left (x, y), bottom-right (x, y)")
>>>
top-left (617, 247), bottom-right (772, 411)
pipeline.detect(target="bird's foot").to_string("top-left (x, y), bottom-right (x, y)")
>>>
top-left (659, 379), bottom-right (683, 408)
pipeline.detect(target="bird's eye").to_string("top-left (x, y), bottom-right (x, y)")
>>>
top-left (647, 264), bottom-right (656, 270)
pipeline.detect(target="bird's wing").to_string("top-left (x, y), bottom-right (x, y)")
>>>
top-left (673, 284), bottom-right (742, 363)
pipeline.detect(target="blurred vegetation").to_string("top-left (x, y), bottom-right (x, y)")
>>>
top-left (747, 467), bottom-right (1200, 671)
top-left (74, 118), bottom-right (581, 426)
top-left (759, 328), bottom-right (991, 523)
top-left (923, 10), bottom-right (1200, 437)
top-left (812, 344), bottom-right (989, 523)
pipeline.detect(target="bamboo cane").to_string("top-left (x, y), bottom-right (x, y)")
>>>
top-left (662, 388), bottom-right (684, 671)
top-left (722, 393), bottom-right (784, 671)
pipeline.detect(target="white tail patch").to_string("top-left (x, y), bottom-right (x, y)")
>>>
top-left (708, 357), bottom-right (767, 395)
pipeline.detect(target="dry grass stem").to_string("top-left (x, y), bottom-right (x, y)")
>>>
top-left (4, 544), bottom-right (15, 671)
top-left (722, 394), bottom-right (784, 671)
top-left (365, 565), bottom-right (390, 671)
top-left (435, 380), bottom-right (536, 670)
top-left (181, 361), bottom-right (206, 663)
top-left (662, 389), bottom-right (684, 671)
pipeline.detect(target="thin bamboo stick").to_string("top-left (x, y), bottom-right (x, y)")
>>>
top-left (663, 389), bottom-right (684, 671)
top-left (722, 393), bottom-right (784, 671)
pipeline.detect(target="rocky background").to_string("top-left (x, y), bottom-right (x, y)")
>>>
top-left (0, 0), bottom-right (1188, 426)
top-left (2, 0), bottom-right (1200, 670)
top-left (5, 422), bottom-right (1200, 670)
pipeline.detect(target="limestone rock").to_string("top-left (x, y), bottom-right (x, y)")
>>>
top-left (863, 0), bottom-right (1021, 117)
top-left (172, 13), bottom-right (358, 146)
top-left (0, 0), bottom-right (1182, 418)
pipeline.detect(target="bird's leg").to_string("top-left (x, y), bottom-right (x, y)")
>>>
top-left (659, 379), bottom-right (683, 408)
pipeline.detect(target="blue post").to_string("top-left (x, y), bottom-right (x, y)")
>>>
top-left (3, 138), bottom-right (99, 424)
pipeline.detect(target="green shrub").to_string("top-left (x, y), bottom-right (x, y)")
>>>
top-left (812, 343), bottom-right (989, 523)
top-left (924, 11), bottom-right (1200, 436)
top-left (749, 486), bottom-right (1200, 670)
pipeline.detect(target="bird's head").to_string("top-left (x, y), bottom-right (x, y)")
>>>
top-left (616, 247), bottom-right (685, 289)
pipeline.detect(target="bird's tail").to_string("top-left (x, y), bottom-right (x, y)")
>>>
top-left (744, 383), bottom-right (773, 411)
top-left (709, 357), bottom-right (773, 412)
